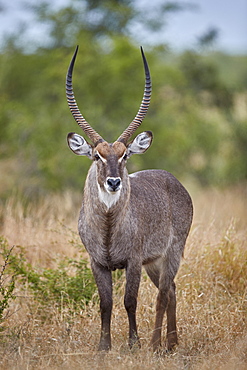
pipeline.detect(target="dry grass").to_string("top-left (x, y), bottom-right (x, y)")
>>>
top-left (0, 184), bottom-right (246, 369)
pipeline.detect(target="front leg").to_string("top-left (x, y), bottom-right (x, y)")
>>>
top-left (124, 261), bottom-right (142, 349)
top-left (91, 260), bottom-right (113, 351)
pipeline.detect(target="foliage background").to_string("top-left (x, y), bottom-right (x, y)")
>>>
top-left (0, 0), bottom-right (246, 200)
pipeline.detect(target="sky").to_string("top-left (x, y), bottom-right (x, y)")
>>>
top-left (161, 0), bottom-right (247, 53)
top-left (0, 0), bottom-right (246, 54)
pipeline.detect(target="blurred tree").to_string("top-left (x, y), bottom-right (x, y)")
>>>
top-left (28, 0), bottom-right (193, 49)
top-left (197, 27), bottom-right (219, 50)
top-left (0, 0), bottom-right (246, 198)
top-left (179, 50), bottom-right (233, 109)
top-left (32, 0), bottom-right (136, 48)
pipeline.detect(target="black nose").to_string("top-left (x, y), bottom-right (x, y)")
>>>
top-left (107, 178), bottom-right (121, 191)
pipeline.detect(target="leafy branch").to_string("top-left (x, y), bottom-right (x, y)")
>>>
top-left (0, 241), bottom-right (16, 328)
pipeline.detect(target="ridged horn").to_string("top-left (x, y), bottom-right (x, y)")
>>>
top-left (117, 47), bottom-right (152, 144)
top-left (66, 45), bottom-right (104, 145)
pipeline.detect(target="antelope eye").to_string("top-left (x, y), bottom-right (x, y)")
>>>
top-left (94, 154), bottom-right (100, 161)
top-left (123, 153), bottom-right (128, 160)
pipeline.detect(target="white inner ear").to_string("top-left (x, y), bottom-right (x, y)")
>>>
top-left (127, 132), bottom-right (152, 156)
top-left (68, 133), bottom-right (92, 157)
top-left (135, 132), bottom-right (152, 149)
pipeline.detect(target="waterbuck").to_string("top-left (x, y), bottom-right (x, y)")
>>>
top-left (66, 46), bottom-right (193, 352)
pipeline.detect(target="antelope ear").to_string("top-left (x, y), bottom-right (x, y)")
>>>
top-left (127, 131), bottom-right (153, 157)
top-left (67, 132), bottom-right (93, 158)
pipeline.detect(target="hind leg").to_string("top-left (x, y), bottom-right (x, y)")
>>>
top-left (166, 281), bottom-right (178, 350)
top-left (144, 255), bottom-right (180, 352)
top-left (144, 259), bottom-right (168, 351)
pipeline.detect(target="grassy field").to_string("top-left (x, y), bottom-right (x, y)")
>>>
top-left (0, 184), bottom-right (246, 369)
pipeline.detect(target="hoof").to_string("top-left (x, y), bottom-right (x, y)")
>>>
top-left (129, 336), bottom-right (141, 351)
top-left (98, 342), bottom-right (111, 352)
top-left (167, 331), bottom-right (178, 351)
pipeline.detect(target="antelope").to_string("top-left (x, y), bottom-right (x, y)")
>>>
top-left (66, 46), bottom-right (193, 352)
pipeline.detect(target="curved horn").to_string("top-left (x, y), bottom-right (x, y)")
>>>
top-left (66, 46), bottom-right (104, 145)
top-left (117, 47), bottom-right (152, 144)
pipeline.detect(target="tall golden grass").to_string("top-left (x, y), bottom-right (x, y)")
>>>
top-left (0, 184), bottom-right (246, 369)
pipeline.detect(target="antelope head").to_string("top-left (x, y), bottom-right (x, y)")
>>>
top-left (66, 46), bottom-right (152, 203)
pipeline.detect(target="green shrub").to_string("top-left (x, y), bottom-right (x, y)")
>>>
top-left (0, 238), bottom-right (97, 312)
top-left (0, 237), bottom-right (16, 329)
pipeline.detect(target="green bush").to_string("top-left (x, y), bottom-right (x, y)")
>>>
top-left (0, 238), bottom-right (16, 329)
top-left (0, 238), bottom-right (97, 312)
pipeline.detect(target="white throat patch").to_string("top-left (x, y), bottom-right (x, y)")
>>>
top-left (97, 183), bottom-right (121, 209)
